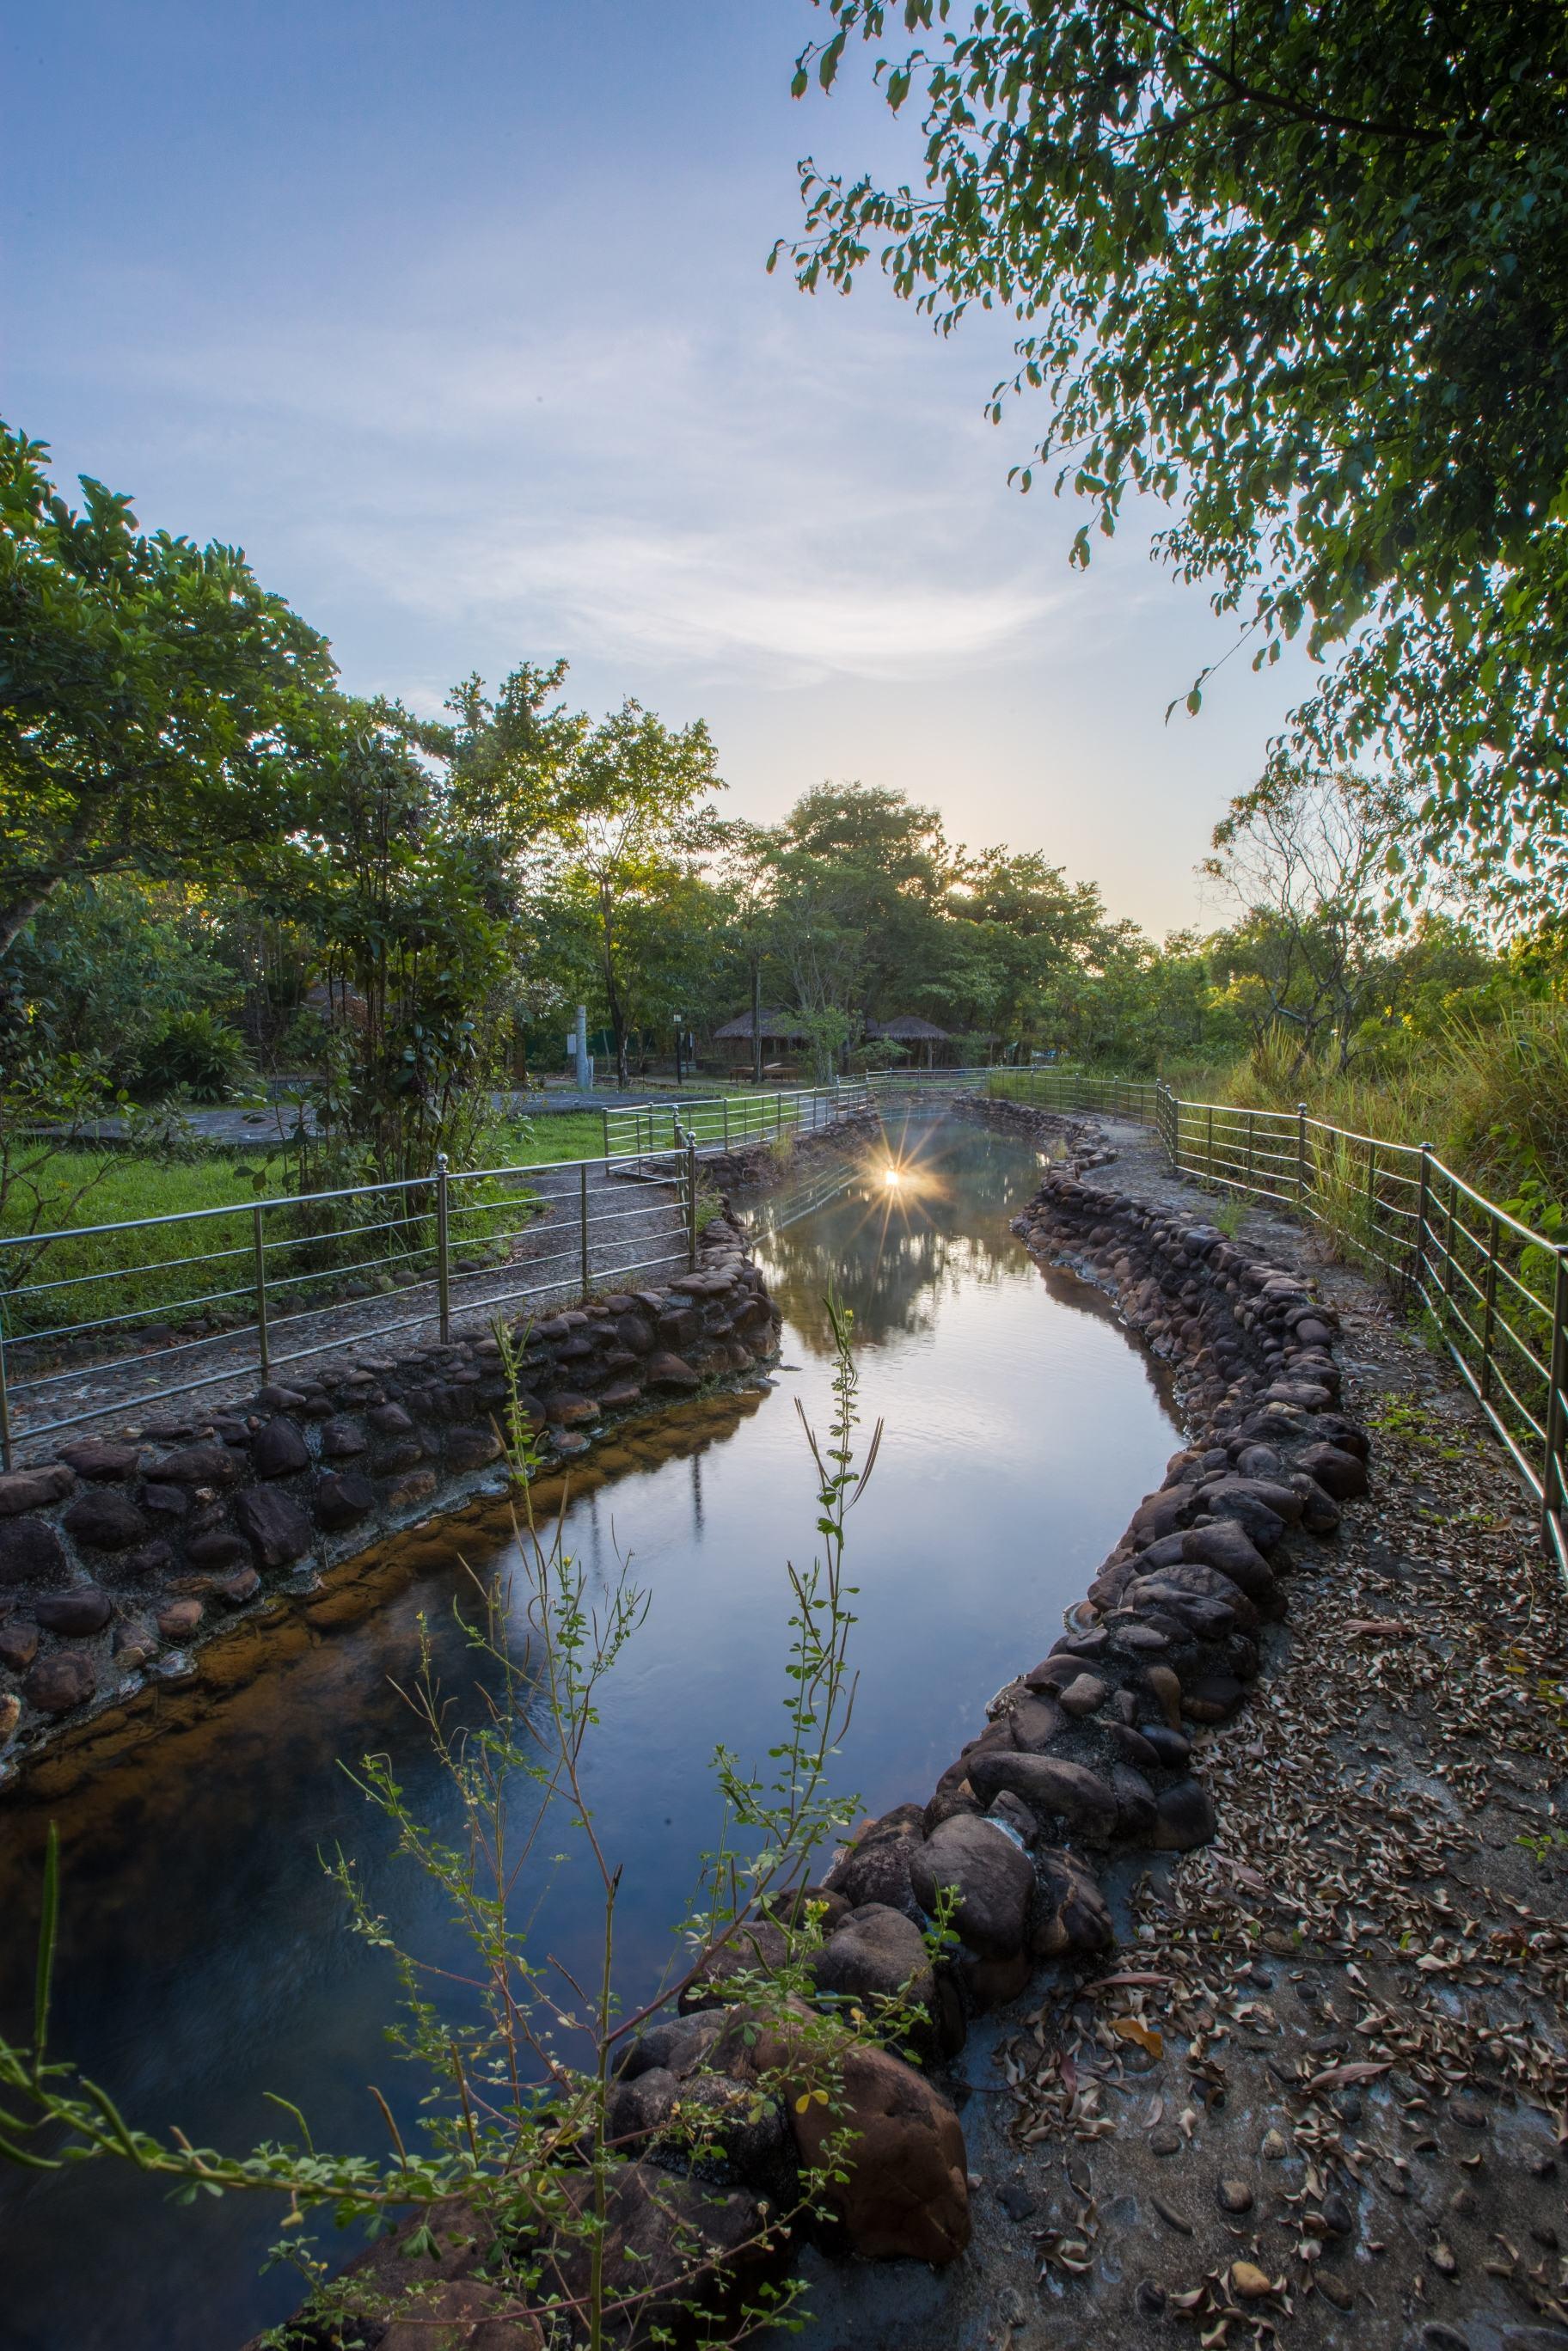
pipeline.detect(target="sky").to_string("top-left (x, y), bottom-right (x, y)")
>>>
top-left (3, 0), bottom-right (1315, 935)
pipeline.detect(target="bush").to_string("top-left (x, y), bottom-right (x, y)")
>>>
top-left (136, 1010), bottom-right (254, 1101)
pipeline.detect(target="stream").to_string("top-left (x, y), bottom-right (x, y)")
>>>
top-left (0, 1112), bottom-right (1179, 2351)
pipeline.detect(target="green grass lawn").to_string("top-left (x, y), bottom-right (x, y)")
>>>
top-left (0, 1112), bottom-right (617, 1347)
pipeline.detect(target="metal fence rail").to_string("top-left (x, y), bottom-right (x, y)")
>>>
top-left (985, 1066), bottom-right (1567, 1575)
top-left (602, 1078), bottom-right (876, 1163)
top-left (6, 1061), bottom-right (1563, 1577)
top-left (0, 1141), bottom-right (702, 1466)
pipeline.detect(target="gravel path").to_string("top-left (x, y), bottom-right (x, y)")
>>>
top-left (4, 1160), bottom-right (688, 1465)
top-left (796, 1112), bottom-right (1568, 2351)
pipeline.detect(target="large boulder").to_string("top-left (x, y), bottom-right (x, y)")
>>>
top-left (823, 1804), bottom-right (927, 1919)
top-left (909, 1813), bottom-right (1033, 1958)
top-left (809, 1903), bottom-right (937, 2035)
top-left (1296, 1441), bottom-right (1369, 1499)
top-left (538, 2162), bottom-right (787, 2345)
top-left (679, 1919), bottom-right (790, 2013)
top-left (964, 1749), bottom-right (1120, 1844)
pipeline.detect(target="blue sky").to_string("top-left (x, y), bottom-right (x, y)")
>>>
top-left (3, 0), bottom-right (1312, 932)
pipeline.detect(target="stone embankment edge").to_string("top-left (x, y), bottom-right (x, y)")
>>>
top-left (650, 1091), bottom-right (1377, 2282)
top-left (0, 1207), bottom-right (783, 1794)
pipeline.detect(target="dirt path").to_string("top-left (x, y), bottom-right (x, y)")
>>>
top-left (796, 1117), bottom-right (1568, 2351)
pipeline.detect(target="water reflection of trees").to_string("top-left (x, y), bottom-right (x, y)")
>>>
top-left (760, 1126), bottom-right (1053, 1353)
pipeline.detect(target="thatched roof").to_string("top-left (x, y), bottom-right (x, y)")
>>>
top-left (867, 1015), bottom-right (953, 1041)
top-left (714, 1008), bottom-right (811, 1042)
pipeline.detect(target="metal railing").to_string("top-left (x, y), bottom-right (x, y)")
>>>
top-left (0, 1137), bottom-right (704, 1466)
top-left (602, 1077), bottom-right (876, 1163)
top-left (984, 1066), bottom-right (1567, 1575)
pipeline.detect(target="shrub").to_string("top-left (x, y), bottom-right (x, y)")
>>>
top-left (136, 1010), bottom-right (254, 1101)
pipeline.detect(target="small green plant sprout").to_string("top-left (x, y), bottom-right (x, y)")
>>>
top-left (0, 1300), bottom-right (927, 2351)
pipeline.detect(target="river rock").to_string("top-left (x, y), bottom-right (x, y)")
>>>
top-left (315, 1472), bottom-right (377, 1530)
top-left (1111, 1763), bottom-right (1159, 1839)
top-left (645, 1350), bottom-right (701, 1391)
top-left (1137, 1720), bottom-right (1192, 1768)
top-left (1181, 1673), bottom-right (1246, 1723)
top-left (153, 1442), bottom-right (242, 1486)
top-left (679, 1918), bottom-right (791, 2012)
top-left (185, 1528), bottom-right (248, 1570)
top-left (157, 1598), bottom-right (204, 1639)
top-left (1154, 1778), bottom-right (1218, 1850)
top-left (810, 1903), bottom-right (937, 2032)
top-left (824, 1804), bottom-right (927, 1918)
top-left (34, 1585), bottom-right (112, 1636)
top-left (0, 1619), bottom-right (39, 1671)
top-left (1008, 1691), bottom-right (1067, 1748)
top-left (234, 1485), bottom-right (314, 1568)
top-left (965, 1749), bottom-right (1120, 1842)
top-left (1032, 1848), bottom-right (1113, 1956)
top-left (618, 2012), bottom-right (723, 2084)
top-left (605, 2063), bottom-right (680, 2149)
top-left (1296, 1440), bottom-right (1369, 1499)
top-left (251, 1417), bottom-right (310, 1478)
top-left (910, 1812), bottom-right (1034, 1956)
top-left (1057, 1672), bottom-right (1107, 1717)
top-left (58, 1442), bottom-right (138, 1481)
top-left (444, 1427), bottom-right (503, 1471)
top-left (1180, 1521), bottom-right (1277, 1597)
top-left (63, 1489), bottom-right (149, 1551)
top-left (321, 1417), bottom-right (368, 1459)
top-left (741, 2028), bottom-right (969, 2265)
top-left (24, 1650), bottom-right (95, 1714)
top-left (541, 2161), bottom-right (785, 2336)
top-left (0, 1516), bottom-right (69, 1588)
top-left (0, 1465), bottom-right (75, 1516)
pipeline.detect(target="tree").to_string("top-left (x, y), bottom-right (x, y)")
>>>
top-left (1202, 764), bottom-right (1410, 1078)
top-left (781, 3), bottom-right (1568, 914)
top-left (539, 702), bottom-right (725, 1087)
top-left (0, 424), bottom-right (334, 955)
top-left (272, 709), bottom-right (518, 1183)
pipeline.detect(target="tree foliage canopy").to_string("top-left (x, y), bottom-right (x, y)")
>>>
top-left (0, 424), bottom-right (334, 953)
top-left (781, 1), bottom-right (1568, 911)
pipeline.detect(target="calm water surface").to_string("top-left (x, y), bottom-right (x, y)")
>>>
top-left (0, 1115), bottom-right (1178, 2350)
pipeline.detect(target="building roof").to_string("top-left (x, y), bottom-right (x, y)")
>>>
top-left (867, 1015), bottom-right (953, 1041)
top-left (713, 1008), bottom-right (812, 1042)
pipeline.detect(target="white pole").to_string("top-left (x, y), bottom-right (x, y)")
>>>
top-left (573, 1005), bottom-right (591, 1091)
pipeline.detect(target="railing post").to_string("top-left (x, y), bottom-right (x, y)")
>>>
top-left (1206, 1101), bottom-right (1215, 1186)
top-left (435, 1153), bottom-right (451, 1344)
top-left (1543, 1245), bottom-right (1568, 1562)
top-left (1296, 1101), bottom-right (1308, 1209)
top-left (686, 1128), bottom-right (699, 1269)
top-left (601, 1107), bottom-right (610, 1160)
top-left (1480, 1209), bottom-right (1499, 1402)
top-left (253, 1203), bottom-right (271, 1381)
top-left (579, 1160), bottom-right (591, 1299)
top-left (723, 1097), bottom-right (731, 1150)
top-left (1246, 1107), bottom-right (1256, 1191)
top-left (0, 1307), bottom-right (12, 1474)
top-left (1412, 1142), bottom-right (1434, 1293)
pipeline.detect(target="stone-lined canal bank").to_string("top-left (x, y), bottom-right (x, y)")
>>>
top-left (0, 1209), bottom-right (781, 1796)
top-left (793, 1103), bottom-right (1568, 2351)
